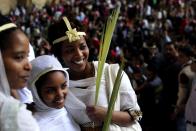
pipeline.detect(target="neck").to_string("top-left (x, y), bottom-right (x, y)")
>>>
top-left (68, 62), bottom-right (95, 80)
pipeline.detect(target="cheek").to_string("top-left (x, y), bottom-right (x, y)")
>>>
top-left (85, 49), bottom-right (89, 57)
top-left (62, 53), bottom-right (72, 62)
top-left (4, 61), bottom-right (18, 82)
top-left (64, 89), bottom-right (68, 97)
top-left (41, 93), bottom-right (54, 104)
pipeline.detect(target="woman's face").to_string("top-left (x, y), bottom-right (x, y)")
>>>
top-left (39, 71), bottom-right (68, 109)
top-left (61, 37), bottom-right (89, 73)
top-left (2, 30), bottom-right (32, 89)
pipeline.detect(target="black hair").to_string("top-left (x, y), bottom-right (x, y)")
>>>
top-left (0, 15), bottom-right (18, 50)
top-left (47, 17), bottom-right (85, 65)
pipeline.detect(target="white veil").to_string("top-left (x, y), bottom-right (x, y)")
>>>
top-left (0, 47), bottom-right (39, 131)
top-left (0, 50), bottom-right (10, 96)
top-left (0, 49), bottom-right (20, 130)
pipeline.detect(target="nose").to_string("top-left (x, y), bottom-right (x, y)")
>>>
top-left (24, 58), bottom-right (32, 71)
top-left (75, 48), bottom-right (83, 57)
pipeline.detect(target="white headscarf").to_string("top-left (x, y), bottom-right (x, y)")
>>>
top-left (0, 49), bottom-right (18, 130)
top-left (27, 55), bottom-right (80, 131)
top-left (27, 55), bottom-right (69, 112)
top-left (0, 50), bottom-right (11, 96)
top-left (0, 48), bottom-right (39, 131)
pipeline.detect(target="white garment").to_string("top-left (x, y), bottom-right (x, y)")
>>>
top-left (186, 124), bottom-right (196, 131)
top-left (18, 87), bottom-right (33, 104)
top-left (28, 55), bottom-right (80, 131)
top-left (185, 76), bottom-right (196, 131)
top-left (176, 65), bottom-right (195, 112)
top-left (0, 49), bottom-right (39, 131)
top-left (65, 61), bottom-right (141, 129)
top-left (34, 108), bottom-right (80, 131)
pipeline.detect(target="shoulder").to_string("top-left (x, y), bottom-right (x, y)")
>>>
top-left (93, 61), bottom-right (113, 69)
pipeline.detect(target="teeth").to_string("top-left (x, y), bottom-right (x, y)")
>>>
top-left (73, 59), bottom-right (84, 64)
top-left (55, 99), bottom-right (63, 103)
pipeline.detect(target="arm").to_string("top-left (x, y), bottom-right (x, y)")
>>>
top-left (86, 105), bottom-right (133, 126)
top-left (86, 64), bottom-right (142, 126)
top-left (175, 73), bottom-right (189, 114)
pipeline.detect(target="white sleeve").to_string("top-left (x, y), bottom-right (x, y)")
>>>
top-left (119, 71), bottom-right (140, 111)
top-left (108, 64), bottom-right (140, 111)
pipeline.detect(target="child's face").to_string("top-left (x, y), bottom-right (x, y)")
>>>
top-left (39, 71), bottom-right (68, 109)
top-left (61, 37), bottom-right (89, 73)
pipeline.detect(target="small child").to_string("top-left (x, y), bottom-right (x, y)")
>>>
top-left (27, 55), bottom-right (80, 131)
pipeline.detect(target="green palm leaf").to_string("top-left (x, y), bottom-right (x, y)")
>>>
top-left (102, 59), bottom-right (125, 131)
top-left (95, 5), bottom-right (120, 105)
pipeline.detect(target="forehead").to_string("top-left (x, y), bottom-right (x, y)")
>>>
top-left (8, 30), bottom-right (29, 48)
top-left (2, 30), bottom-right (29, 53)
top-left (40, 71), bottom-right (67, 86)
top-left (62, 36), bottom-right (86, 47)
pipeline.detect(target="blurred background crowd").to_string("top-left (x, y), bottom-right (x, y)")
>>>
top-left (1, 0), bottom-right (196, 131)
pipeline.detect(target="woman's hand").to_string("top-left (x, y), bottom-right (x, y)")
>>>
top-left (86, 105), bottom-right (135, 126)
top-left (86, 105), bottom-right (107, 122)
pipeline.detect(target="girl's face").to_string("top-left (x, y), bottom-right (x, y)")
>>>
top-left (39, 71), bottom-right (68, 109)
top-left (2, 30), bottom-right (32, 89)
top-left (61, 37), bottom-right (89, 73)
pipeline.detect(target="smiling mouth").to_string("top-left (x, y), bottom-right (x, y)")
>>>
top-left (21, 76), bottom-right (30, 81)
top-left (73, 58), bottom-right (85, 65)
top-left (54, 99), bottom-right (64, 104)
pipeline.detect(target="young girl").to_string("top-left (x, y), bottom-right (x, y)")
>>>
top-left (47, 16), bottom-right (142, 131)
top-left (27, 55), bottom-right (80, 131)
top-left (0, 15), bottom-right (39, 131)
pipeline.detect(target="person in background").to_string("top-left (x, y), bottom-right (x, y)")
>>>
top-left (174, 45), bottom-right (195, 131)
top-left (157, 41), bottom-right (181, 131)
top-left (0, 15), bottom-right (39, 131)
top-left (47, 16), bottom-right (142, 131)
top-left (27, 55), bottom-right (80, 131)
top-left (185, 61), bottom-right (196, 131)
top-left (137, 63), bottom-right (162, 131)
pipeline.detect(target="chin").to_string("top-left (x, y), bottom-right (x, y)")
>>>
top-left (13, 83), bottom-right (27, 90)
top-left (55, 102), bottom-right (65, 109)
top-left (55, 105), bottom-right (64, 109)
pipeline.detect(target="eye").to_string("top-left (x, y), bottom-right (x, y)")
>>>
top-left (46, 88), bottom-right (55, 94)
top-left (64, 48), bottom-right (74, 54)
top-left (15, 54), bottom-right (25, 61)
top-left (61, 82), bottom-right (67, 89)
top-left (80, 44), bottom-right (87, 50)
top-left (14, 53), bottom-right (28, 61)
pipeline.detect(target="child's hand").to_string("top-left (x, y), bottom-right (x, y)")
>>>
top-left (86, 105), bottom-right (107, 122)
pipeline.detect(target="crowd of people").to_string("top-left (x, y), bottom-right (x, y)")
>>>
top-left (0, 0), bottom-right (196, 131)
